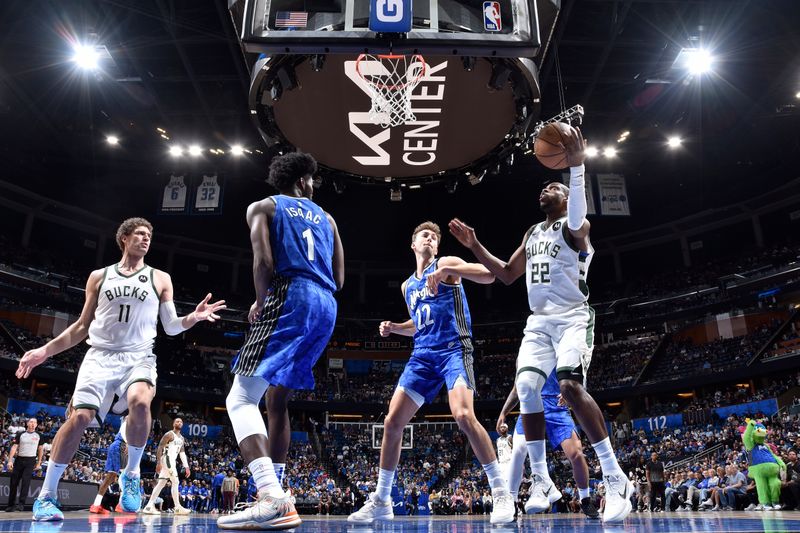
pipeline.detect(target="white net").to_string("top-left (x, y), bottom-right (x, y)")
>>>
top-left (356, 54), bottom-right (427, 128)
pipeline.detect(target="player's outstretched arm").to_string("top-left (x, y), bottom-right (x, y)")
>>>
top-left (425, 256), bottom-right (494, 295)
top-left (448, 219), bottom-right (526, 286)
top-left (16, 269), bottom-right (103, 379)
top-left (158, 272), bottom-right (226, 335)
top-left (378, 281), bottom-right (417, 337)
top-left (561, 126), bottom-right (591, 240)
top-left (327, 213), bottom-right (345, 290)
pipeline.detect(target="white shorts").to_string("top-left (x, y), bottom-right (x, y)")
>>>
top-left (158, 457), bottom-right (179, 481)
top-left (72, 347), bottom-right (158, 425)
top-left (516, 305), bottom-right (595, 385)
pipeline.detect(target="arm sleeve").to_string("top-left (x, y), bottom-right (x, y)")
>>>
top-left (567, 164), bottom-right (587, 231)
top-left (180, 451), bottom-right (189, 468)
top-left (159, 301), bottom-right (189, 336)
top-left (742, 420), bottom-right (754, 451)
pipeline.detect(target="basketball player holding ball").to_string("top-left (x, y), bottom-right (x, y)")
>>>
top-left (449, 126), bottom-right (634, 523)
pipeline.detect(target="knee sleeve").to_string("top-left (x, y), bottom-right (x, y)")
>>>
top-left (516, 371), bottom-right (544, 414)
top-left (226, 375), bottom-right (270, 444)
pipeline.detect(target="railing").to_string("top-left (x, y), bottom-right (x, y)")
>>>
top-left (666, 442), bottom-right (726, 472)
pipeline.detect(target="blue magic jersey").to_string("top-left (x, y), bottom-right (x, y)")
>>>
top-left (403, 259), bottom-right (472, 351)
top-left (271, 195), bottom-right (336, 292)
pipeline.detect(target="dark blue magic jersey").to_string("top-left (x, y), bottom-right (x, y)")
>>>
top-left (270, 195), bottom-right (336, 292)
top-left (403, 259), bottom-right (473, 351)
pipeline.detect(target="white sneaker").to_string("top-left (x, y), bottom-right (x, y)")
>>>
top-left (773, 504), bottom-right (782, 510)
top-left (601, 474), bottom-right (634, 523)
top-left (701, 498), bottom-right (713, 508)
top-left (764, 504), bottom-right (775, 511)
top-left (524, 474), bottom-right (562, 514)
top-left (745, 503), bottom-right (757, 511)
top-left (217, 494), bottom-right (301, 530)
top-left (347, 494), bottom-right (393, 524)
top-left (174, 506), bottom-right (191, 515)
top-left (490, 489), bottom-right (515, 524)
top-left (142, 505), bottom-right (160, 515)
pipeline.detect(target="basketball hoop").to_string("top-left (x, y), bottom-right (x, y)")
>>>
top-left (356, 54), bottom-right (427, 128)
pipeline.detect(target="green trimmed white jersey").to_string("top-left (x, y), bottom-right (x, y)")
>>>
top-left (88, 264), bottom-right (160, 352)
top-left (524, 216), bottom-right (593, 315)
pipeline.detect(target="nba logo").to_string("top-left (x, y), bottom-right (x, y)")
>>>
top-left (483, 1), bottom-right (501, 32)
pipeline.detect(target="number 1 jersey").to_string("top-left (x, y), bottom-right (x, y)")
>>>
top-left (270, 195), bottom-right (336, 292)
top-left (403, 259), bottom-right (473, 351)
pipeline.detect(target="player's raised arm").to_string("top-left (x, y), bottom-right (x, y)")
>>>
top-left (156, 271), bottom-right (226, 335)
top-left (497, 385), bottom-right (520, 433)
top-left (425, 256), bottom-right (494, 295)
top-left (16, 269), bottom-right (104, 379)
top-left (326, 212), bottom-right (345, 290)
top-left (448, 219), bottom-right (526, 286)
top-left (561, 126), bottom-right (591, 240)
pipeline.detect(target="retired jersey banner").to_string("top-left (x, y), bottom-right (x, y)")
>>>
top-left (597, 173), bottom-right (630, 216)
top-left (193, 174), bottom-right (223, 214)
top-left (160, 174), bottom-right (188, 213)
top-left (562, 172), bottom-right (597, 215)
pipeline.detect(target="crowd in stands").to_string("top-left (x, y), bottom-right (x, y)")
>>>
top-left (586, 336), bottom-right (661, 390)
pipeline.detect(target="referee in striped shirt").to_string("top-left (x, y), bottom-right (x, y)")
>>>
top-left (6, 418), bottom-right (44, 512)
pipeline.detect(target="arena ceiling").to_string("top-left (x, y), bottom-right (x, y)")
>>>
top-left (1, 0), bottom-right (799, 257)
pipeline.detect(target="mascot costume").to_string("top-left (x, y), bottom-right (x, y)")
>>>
top-left (742, 418), bottom-right (785, 510)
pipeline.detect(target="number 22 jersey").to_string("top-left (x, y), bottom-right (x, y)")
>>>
top-left (403, 259), bottom-right (473, 352)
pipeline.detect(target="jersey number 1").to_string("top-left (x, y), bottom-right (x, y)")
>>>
top-left (302, 229), bottom-right (315, 261)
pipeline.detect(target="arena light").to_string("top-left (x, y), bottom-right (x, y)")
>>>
top-left (585, 146), bottom-right (599, 158)
top-left (667, 136), bottom-right (683, 149)
top-left (169, 146), bottom-right (183, 157)
top-left (105, 135), bottom-right (119, 145)
top-left (188, 144), bottom-right (202, 157)
top-left (684, 48), bottom-right (713, 75)
top-left (603, 146), bottom-right (617, 158)
top-left (796, 91), bottom-right (800, 99)
top-left (230, 145), bottom-right (245, 156)
top-left (72, 44), bottom-right (99, 70)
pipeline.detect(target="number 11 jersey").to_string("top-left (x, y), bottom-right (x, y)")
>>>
top-left (403, 259), bottom-right (472, 351)
top-left (88, 265), bottom-right (160, 352)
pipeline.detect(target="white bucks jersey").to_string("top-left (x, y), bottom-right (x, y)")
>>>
top-left (88, 265), bottom-right (160, 352)
top-left (525, 216), bottom-right (593, 314)
top-left (496, 435), bottom-right (512, 464)
top-left (166, 431), bottom-right (184, 462)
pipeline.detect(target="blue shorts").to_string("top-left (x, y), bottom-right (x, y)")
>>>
top-left (397, 345), bottom-right (475, 404)
top-left (231, 277), bottom-right (336, 390)
top-left (105, 439), bottom-right (123, 472)
top-left (513, 398), bottom-right (576, 451)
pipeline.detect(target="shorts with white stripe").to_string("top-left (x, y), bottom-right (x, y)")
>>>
top-left (231, 276), bottom-right (336, 390)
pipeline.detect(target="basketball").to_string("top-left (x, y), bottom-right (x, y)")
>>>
top-left (534, 122), bottom-right (572, 169)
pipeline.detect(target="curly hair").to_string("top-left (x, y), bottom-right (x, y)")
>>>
top-left (411, 221), bottom-right (442, 243)
top-left (268, 152), bottom-right (318, 191)
top-left (115, 217), bottom-right (153, 251)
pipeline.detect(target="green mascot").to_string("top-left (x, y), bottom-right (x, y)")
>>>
top-left (741, 418), bottom-right (785, 510)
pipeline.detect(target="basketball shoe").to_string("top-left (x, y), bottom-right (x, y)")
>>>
top-left (524, 473), bottom-right (562, 514)
top-left (217, 494), bottom-right (301, 530)
top-left (347, 494), bottom-right (393, 523)
top-left (602, 473), bottom-right (634, 522)
top-left (490, 488), bottom-right (515, 524)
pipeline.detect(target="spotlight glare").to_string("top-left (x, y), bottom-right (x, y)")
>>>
top-left (106, 135), bottom-right (119, 145)
top-left (231, 145), bottom-right (245, 156)
top-left (169, 146), bottom-right (183, 157)
top-left (796, 91), bottom-right (800, 99)
top-left (72, 44), bottom-right (99, 70)
top-left (686, 48), bottom-right (713, 75)
top-left (603, 147), bottom-right (617, 158)
top-left (188, 145), bottom-right (202, 157)
top-left (667, 136), bottom-right (683, 149)
top-left (585, 146), bottom-right (599, 158)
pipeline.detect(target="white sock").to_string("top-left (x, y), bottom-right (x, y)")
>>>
top-left (39, 462), bottom-right (67, 500)
top-left (591, 437), bottom-right (624, 477)
top-left (525, 440), bottom-right (551, 481)
top-left (578, 487), bottom-right (590, 500)
top-left (249, 457), bottom-right (285, 498)
top-left (482, 460), bottom-right (506, 492)
top-left (375, 468), bottom-right (395, 502)
top-left (273, 463), bottom-right (286, 485)
top-left (123, 444), bottom-right (145, 476)
top-left (171, 481), bottom-right (181, 507)
top-left (93, 494), bottom-right (103, 506)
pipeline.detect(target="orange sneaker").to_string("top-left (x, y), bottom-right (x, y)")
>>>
top-left (89, 504), bottom-right (110, 515)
